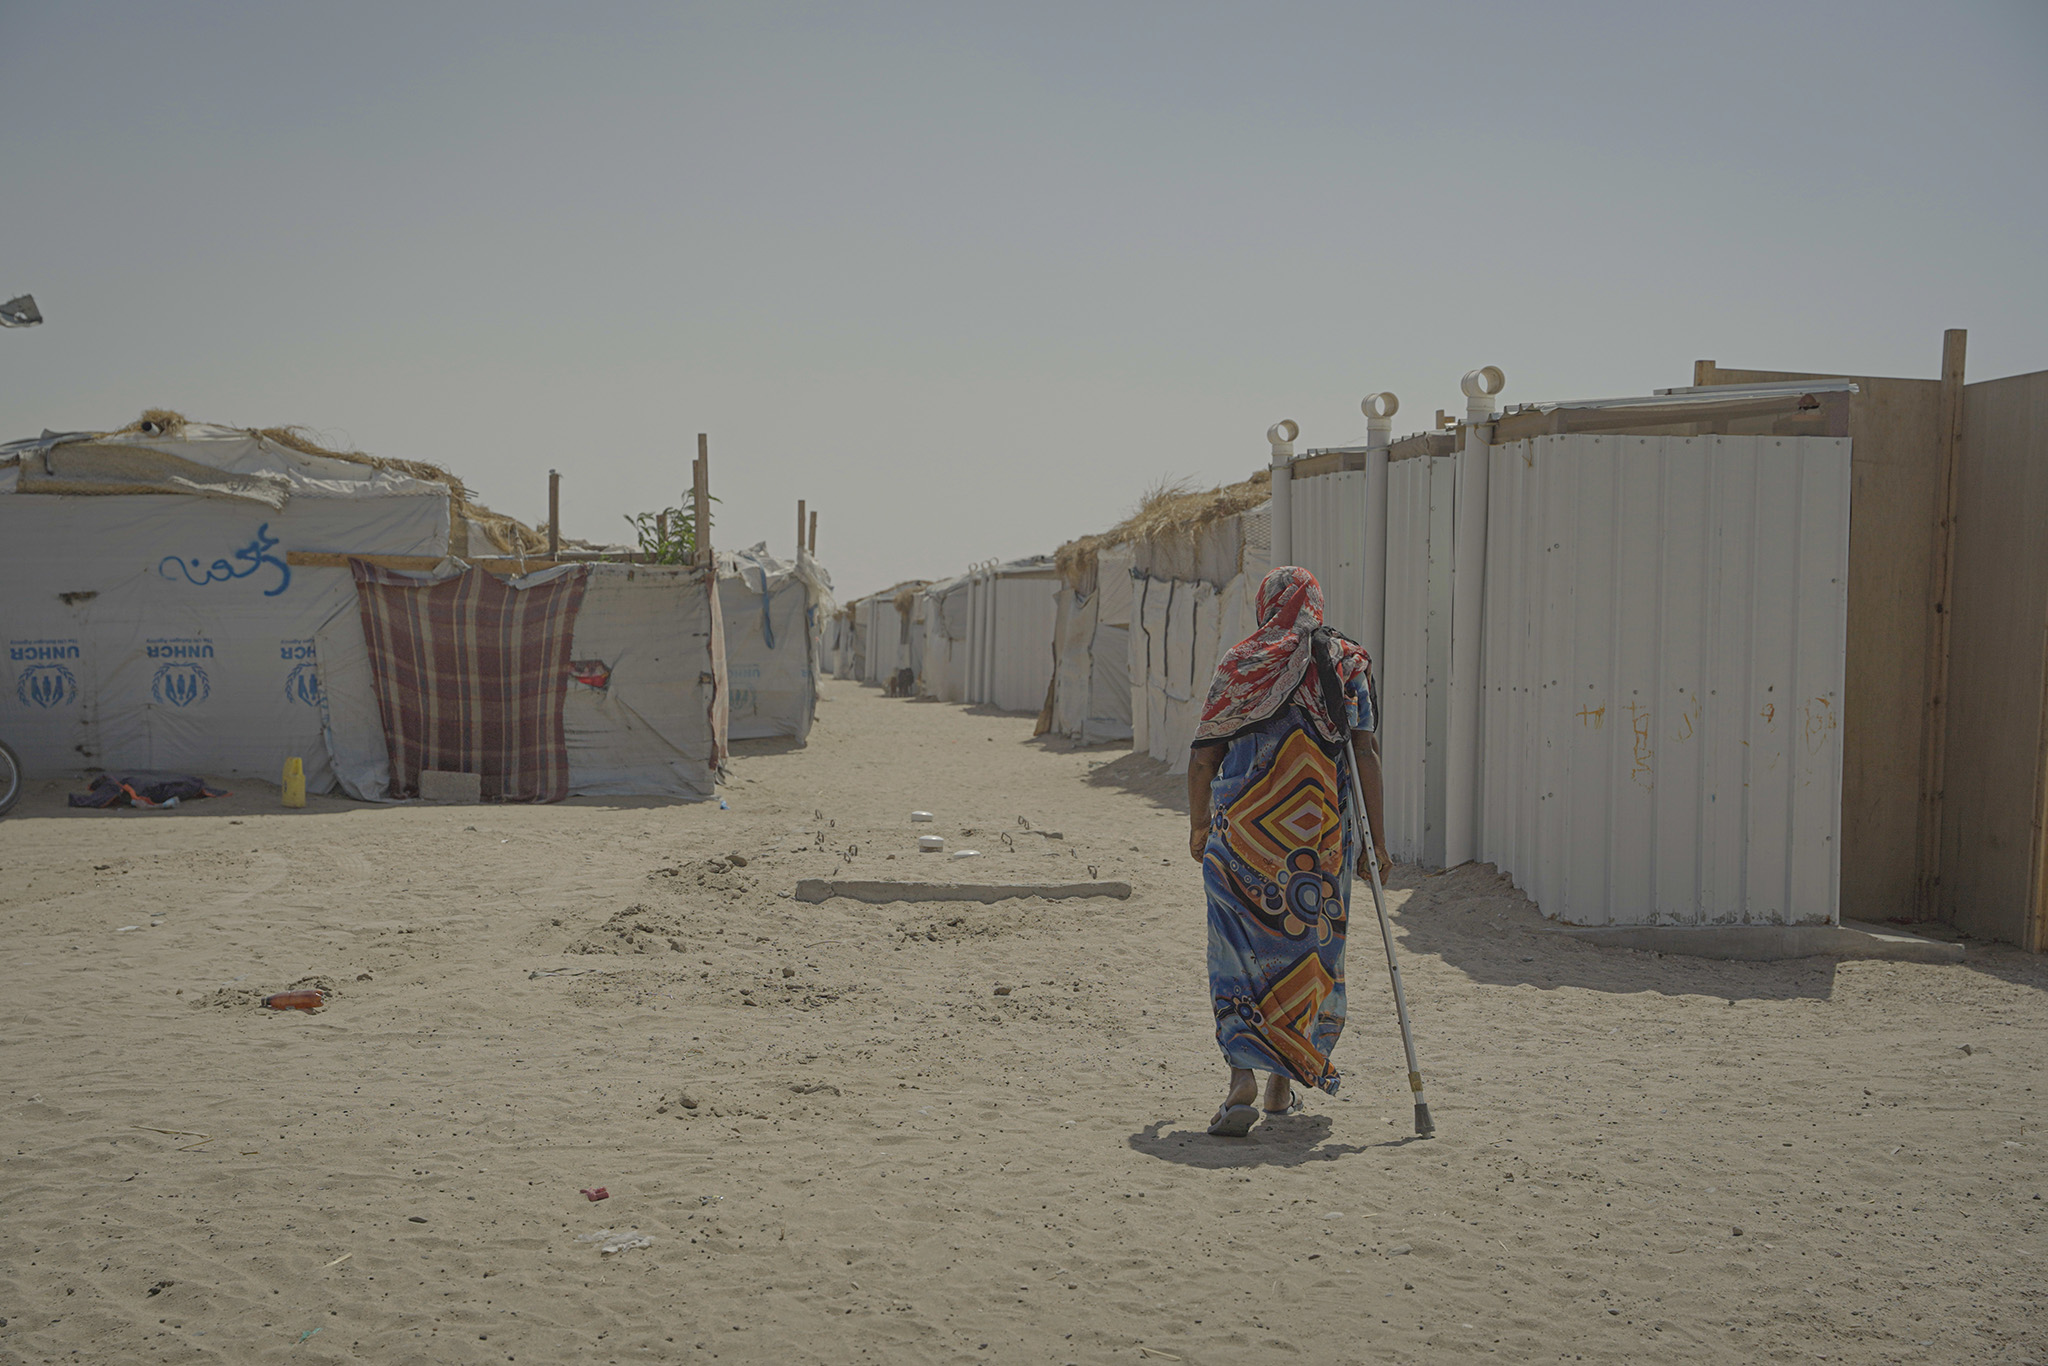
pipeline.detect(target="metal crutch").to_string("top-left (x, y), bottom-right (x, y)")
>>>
top-left (1341, 743), bottom-right (1436, 1137)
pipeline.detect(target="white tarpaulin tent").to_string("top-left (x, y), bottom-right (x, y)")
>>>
top-left (831, 604), bottom-right (862, 680)
top-left (961, 557), bottom-right (1060, 714)
top-left (2, 419), bottom-right (728, 801)
top-left (916, 574), bottom-right (973, 703)
top-left (1, 423), bottom-right (451, 790)
top-left (844, 582), bottom-right (927, 689)
top-left (1131, 503), bottom-right (1270, 773)
top-left (718, 543), bottom-right (835, 743)
top-left (1049, 545), bottom-right (1135, 743)
top-left (318, 560), bottom-right (727, 801)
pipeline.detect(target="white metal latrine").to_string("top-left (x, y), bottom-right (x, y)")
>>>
top-left (1380, 454), bottom-right (1455, 868)
top-left (1288, 468), bottom-right (1374, 649)
top-left (1478, 434), bottom-right (1851, 926)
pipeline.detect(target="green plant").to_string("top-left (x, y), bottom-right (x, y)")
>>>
top-left (624, 487), bottom-right (717, 564)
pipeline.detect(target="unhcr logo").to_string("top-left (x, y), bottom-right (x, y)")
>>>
top-left (284, 660), bottom-right (321, 707)
top-left (16, 662), bottom-right (79, 709)
top-left (152, 662), bottom-right (211, 708)
top-left (146, 640), bottom-right (215, 660)
top-left (9, 640), bottom-right (81, 662)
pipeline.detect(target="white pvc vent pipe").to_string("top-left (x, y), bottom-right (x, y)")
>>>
top-left (1268, 419), bottom-right (1299, 569)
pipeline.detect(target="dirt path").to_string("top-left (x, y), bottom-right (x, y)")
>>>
top-left (1, 677), bottom-right (2043, 1364)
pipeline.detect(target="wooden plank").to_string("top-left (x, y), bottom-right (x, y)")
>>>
top-left (1914, 329), bottom-right (1968, 917)
top-left (809, 510), bottom-right (818, 554)
top-left (2033, 594), bottom-right (2048, 953)
top-left (694, 434), bottom-right (711, 568)
top-left (286, 551), bottom-right (681, 573)
top-left (547, 469), bottom-right (561, 558)
top-left (1290, 449), bottom-right (1369, 479)
top-left (796, 499), bottom-right (806, 557)
top-left (1939, 366), bottom-right (2048, 948)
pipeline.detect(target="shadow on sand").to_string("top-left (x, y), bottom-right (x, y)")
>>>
top-left (1127, 1114), bottom-right (1421, 1169)
top-left (1083, 750), bottom-right (1187, 815)
top-left (1376, 862), bottom-right (1845, 1003)
top-left (727, 735), bottom-right (811, 758)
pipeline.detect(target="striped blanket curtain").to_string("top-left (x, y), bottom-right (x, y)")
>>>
top-left (349, 560), bottom-right (590, 802)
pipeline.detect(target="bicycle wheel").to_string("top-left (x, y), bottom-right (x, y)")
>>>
top-left (0, 738), bottom-right (21, 818)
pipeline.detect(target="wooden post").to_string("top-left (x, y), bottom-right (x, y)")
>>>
top-left (1693, 359), bottom-right (1717, 387)
top-left (694, 433), bottom-right (712, 568)
top-left (797, 499), bottom-right (807, 558)
top-left (808, 510), bottom-right (818, 555)
top-left (656, 511), bottom-right (668, 548)
top-left (547, 469), bottom-right (561, 557)
top-left (1916, 327), bottom-right (1969, 920)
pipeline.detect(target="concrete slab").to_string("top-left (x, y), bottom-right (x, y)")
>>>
top-left (794, 879), bottom-right (1133, 905)
top-left (1543, 919), bottom-right (1963, 964)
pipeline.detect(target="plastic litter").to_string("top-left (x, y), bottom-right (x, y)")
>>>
top-left (282, 756), bottom-right (306, 809)
top-left (949, 849), bottom-right (981, 860)
top-left (917, 835), bottom-right (945, 853)
top-left (909, 811), bottom-right (934, 823)
top-left (577, 1228), bottom-right (652, 1255)
top-left (718, 798), bottom-right (729, 810)
top-left (580, 1187), bottom-right (610, 1201)
top-left (262, 989), bottom-right (327, 1012)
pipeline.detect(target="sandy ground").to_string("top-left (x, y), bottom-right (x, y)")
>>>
top-left (1, 675), bottom-right (2044, 1366)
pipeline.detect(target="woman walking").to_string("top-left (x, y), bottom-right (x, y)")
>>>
top-left (1188, 566), bottom-right (1387, 1136)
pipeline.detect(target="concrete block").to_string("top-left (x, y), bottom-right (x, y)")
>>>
top-left (793, 879), bottom-right (1133, 905)
top-left (418, 769), bottom-right (481, 804)
top-left (1543, 919), bottom-right (1963, 964)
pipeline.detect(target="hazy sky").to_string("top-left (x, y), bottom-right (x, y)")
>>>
top-left (4, 2), bottom-right (2043, 599)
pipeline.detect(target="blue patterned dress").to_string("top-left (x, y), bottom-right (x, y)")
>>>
top-left (1200, 675), bottom-right (1374, 1093)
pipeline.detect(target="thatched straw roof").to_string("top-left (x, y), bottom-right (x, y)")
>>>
top-left (1054, 468), bottom-right (1271, 589)
top-left (892, 581), bottom-right (932, 616)
top-left (107, 409), bottom-right (548, 554)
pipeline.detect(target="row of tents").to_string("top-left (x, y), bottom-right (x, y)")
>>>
top-left (822, 346), bottom-right (2048, 951)
top-left (2, 414), bottom-right (834, 803)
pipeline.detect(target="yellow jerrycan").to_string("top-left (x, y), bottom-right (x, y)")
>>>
top-left (282, 756), bottom-right (306, 808)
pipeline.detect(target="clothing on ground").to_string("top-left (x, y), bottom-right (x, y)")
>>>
top-left (68, 774), bottom-right (227, 809)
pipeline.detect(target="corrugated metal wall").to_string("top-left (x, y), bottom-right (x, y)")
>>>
top-left (1289, 469), bottom-right (1372, 644)
top-left (1381, 456), bottom-right (1453, 866)
top-left (1478, 433), bottom-right (1851, 926)
top-left (990, 575), bottom-right (1060, 713)
top-left (960, 570), bottom-right (1059, 713)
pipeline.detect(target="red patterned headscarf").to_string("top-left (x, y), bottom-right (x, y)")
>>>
top-left (1195, 566), bottom-right (1371, 746)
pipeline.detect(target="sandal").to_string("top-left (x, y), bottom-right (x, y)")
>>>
top-left (1207, 1103), bottom-right (1260, 1137)
top-left (1263, 1084), bottom-right (1305, 1117)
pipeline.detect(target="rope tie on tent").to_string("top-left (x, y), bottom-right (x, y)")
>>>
top-left (752, 564), bottom-right (776, 649)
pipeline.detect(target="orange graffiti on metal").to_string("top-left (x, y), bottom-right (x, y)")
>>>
top-left (1625, 700), bottom-right (1654, 789)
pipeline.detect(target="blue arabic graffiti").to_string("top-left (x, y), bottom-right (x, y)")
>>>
top-left (159, 523), bottom-right (291, 597)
